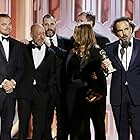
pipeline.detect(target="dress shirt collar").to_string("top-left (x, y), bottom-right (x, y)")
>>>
top-left (45, 34), bottom-right (58, 47)
top-left (31, 41), bottom-right (42, 50)
top-left (118, 37), bottom-right (133, 70)
top-left (119, 37), bottom-right (133, 47)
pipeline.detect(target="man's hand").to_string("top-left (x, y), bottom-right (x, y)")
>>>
top-left (101, 58), bottom-right (112, 71)
top-left (91, 72), bottom-right (98, 79)
top-left (2, 79), bottom-right (15, 94)
top-left (21, 39), bottom-right (29, 45)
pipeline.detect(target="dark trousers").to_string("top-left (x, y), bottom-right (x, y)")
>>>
top-left (69, 98), bottom-right (89, 140)
top-left (0, 93), bottom-right (16, 140)
top-left (17, 87), bottom-right (48, 140)
top-left (112, 86), bottom-right (140, 140)
top-left (44, 93), bottom-right (67, 140)
top-left (67, 89), bottom-right (106, 140)
top-left (86, 96), bottom-right (106, 140)
top-left (69, 97), bottom-right (106, 140)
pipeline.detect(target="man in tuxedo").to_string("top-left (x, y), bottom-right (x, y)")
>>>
top-left (42, 14), bottom-right (71, 140)
top-left (77, 11), bottom-right (110, 49)
top-left (17, 23), bottom-right (56, 140)
top-left (0, 14), bottom-right (24, 140)
top-left (42, 14), bottom-right (72, 53)
top-left (103, 17), bottom-right (140, 140)
top-left (74, 11), bottom-right (110, 140)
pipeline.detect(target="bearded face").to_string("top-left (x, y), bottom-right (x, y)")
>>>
top-left (42, 17), bottom-right (56, 37)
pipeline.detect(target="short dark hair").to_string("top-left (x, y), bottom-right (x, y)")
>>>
top-left (78, 11), bottom-right (96, 27)
top-left (0, 13), bottom-right (11, 19)
top-left (42, 14), bottom-right (56, 23)
top-left (111, 16), bottom-right (136, 34)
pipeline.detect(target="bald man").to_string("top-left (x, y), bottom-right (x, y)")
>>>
top-left (17, 23), bottom-right (56, 140)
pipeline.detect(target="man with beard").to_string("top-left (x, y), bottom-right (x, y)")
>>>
top-left (42, 14), bottom-right (71, 140)
top-left (42, 14), bottom-right (72, 53)
top-left (102, 17), bottom-right (140, 140)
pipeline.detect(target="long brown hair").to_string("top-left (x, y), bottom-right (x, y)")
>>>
top-left (72, 23), bottom-right (97, 59)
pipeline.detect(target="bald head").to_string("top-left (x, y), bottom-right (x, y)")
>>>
top-left (30, 23), bottom-right (45, 46)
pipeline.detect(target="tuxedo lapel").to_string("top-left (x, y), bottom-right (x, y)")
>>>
top-left (113, 41), bottom-right (124, 68)
top-left (27, 44), bottom-right (35, 69)
top-left (128, 39), bottom-right (139, 70)
top-left (57, 35), bottom-right (63, 48)
top-left (8, 38), bottom-right (14, 61)
top-left (37, 47), bottom-right (50, 69)
top-left (0, 38), bottom-right (15, 62)
top-left (29, 44), bottom-right (49, 70)
top-left (0, 41), bottom-right (7, 61)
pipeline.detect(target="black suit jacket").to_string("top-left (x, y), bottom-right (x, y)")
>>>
top-left (0, 37), bottom-right (24, 97)
top-left (17, 41), bottom-right (56, 100)
top-left (95, 32), bottom-right (110, 49)
top-left (106, 38), bottom-right (140, 106)
top-left (50, 35), bottom-right (72, 95)
top-left (57, 35), bottom-right (73, 52)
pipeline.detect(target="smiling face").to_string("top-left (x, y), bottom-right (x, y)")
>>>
top-left (30, 24), bottom-right (45, 46)
top-left (0, 16), bottom-right (12, 36)
top-left (115, 20), bottom-right (133, 42)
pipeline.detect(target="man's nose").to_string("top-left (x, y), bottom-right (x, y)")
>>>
top-left (122, 31), bottom-right (126, 36)
top-left (48, 25), bottom-right (52, 29)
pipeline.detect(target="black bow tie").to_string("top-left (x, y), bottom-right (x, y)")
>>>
top-left (120, 41), bottom-right (131, 59)
top-left (2, 36), bottom-right (9, 41)
top-left (121, 41), bottom-right (131, 49)
top-left (32, 44), bottom-right (41, 50)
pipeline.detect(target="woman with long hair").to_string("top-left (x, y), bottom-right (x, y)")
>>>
top-left (65, 23), bottom-right (107, 140)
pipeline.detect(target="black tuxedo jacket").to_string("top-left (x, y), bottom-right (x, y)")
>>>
top-left (106, 38), bottom-right (140, 106)
top-left (95, 32), bottom-right (110, 49)
top-left (0, 37), bottom-right (24, 97)
top-left (57, 35), bottom-right (73, 52)
top-left (50, 35), bottom-right (72, 95)
top-left (17, 41), bottom-right (56, 100)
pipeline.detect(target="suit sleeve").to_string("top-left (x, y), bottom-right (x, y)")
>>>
top-left (13, 43), bottom-right (24, 87)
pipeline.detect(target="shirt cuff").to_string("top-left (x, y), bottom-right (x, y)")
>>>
top-left (11, 79), bottom-right (16, 89)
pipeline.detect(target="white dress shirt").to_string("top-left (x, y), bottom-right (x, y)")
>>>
top-left (118, 38), bottom-right (133, 71)
top-left (45, 34), bottom-right (58, 47)
top-left (0, 34), bottom-right (9, 62)
top-left (32, 43), bottom-right (46, 69)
